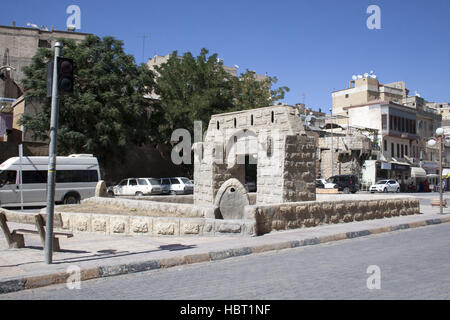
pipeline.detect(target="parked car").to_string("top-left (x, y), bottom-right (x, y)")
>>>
top-left (143, 178), bottom-right (166, 195)
top-left (160, 177), bottom-right (194, 195)
top-left (369, 180), bottom-right (400, 193)
top-left (108, 178), bottom-right (153, 197)
top-left (327, 175), bottom-right (359, 194)
top-left (316, 178), bottom-right (336, 189)
top-left (245, 176), bottom-right (257, 192)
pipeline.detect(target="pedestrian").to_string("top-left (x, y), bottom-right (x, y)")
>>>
top-left (442, 180), bottom-right (446, 192)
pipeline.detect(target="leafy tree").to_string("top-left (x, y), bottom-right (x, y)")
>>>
top-left (150, 48), bottom-right (289, 146)
top-left (231, 70), bottom-right (289, 112)
top-left (20, 35), bottom-right (155, 167)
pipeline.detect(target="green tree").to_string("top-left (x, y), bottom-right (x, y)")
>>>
top-left (231, 69), bottom-right (289, 112)
top-left (20, 35), bottom-right (155, 168)
top-left (150, 48), bottom-right (289, 146)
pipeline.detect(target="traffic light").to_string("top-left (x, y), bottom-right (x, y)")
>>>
top-left (57, 57), bottom-right (74, 95)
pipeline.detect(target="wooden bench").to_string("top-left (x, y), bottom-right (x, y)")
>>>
top-left (431, 198), bottom-right (447, 207)
top-left (0, 211), bottom-right (73, 251)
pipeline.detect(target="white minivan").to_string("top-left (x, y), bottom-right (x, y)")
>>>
top-left (0, 154), bottom-right (101, 207)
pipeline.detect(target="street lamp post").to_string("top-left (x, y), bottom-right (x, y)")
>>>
top-left (428, 127), bottom-right (445, 215)
top-left (329, 108), bottom-right (334, 177)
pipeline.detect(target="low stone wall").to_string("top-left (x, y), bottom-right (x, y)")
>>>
top-left (55, 211), bottom-right (255, 237)
top-left (246, 197), bottom-right (421, 236)
top-left (82, 197), bottom-right (213, 218)
top-left (121, 195), bottom-right (194, 204)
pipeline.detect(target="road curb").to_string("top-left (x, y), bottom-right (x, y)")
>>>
top-left (1, 216), bottom-right (449, 295)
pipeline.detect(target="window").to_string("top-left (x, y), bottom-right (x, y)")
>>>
top-left (382, 115), bottom-right (387, 130)
top-left (161, 178), bottom-right (170, 185)
top-left (56, 170), bottom-right (99, 183)
top-left (384, 140), bottom-right (387, 152)
top-left (345, 94), bottom-right (349, 98)
top-left (405, 145), bottom-right (408, 156)
top-left (401, 145), bottom-right (404, 158)
top-left (0, 170), bottom-right (17, 185)
top-left (138, 179), bottom-right (148, 185)
top-left (389, 115), bottom-right (393, 130)
top-left (391, 143), bottom-right (394, 156)
top-left (119, 180), bottom-right (127, 186)
top-left (271, 111), bottom-right (274, 123)
top-left (129, 179), bottom-right (137, 186)
top-left (148, 178), bottom-right (160, 185)
top-left (397, 144), bottom-right (400, 157)
top-left (38, 39), bottom-right (51, 48)
top-left (234, 118), bottom-right (237, 128)
top-left (251, 115), bottom-right (254, 126)
top-left (170, 178), bottom-right (180, 184)
top-left (23, 171), bottom-right (47, 184)
top-left (216, 121), bottom-right (220, 130)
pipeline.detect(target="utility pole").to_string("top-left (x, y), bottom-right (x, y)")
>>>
top-left (45, 42), bottom-right (63, 264)
top-left (329, 108), bottom-right (334, 177)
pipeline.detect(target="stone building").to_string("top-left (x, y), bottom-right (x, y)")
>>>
top-left (194, 104), bottom-right (316, 216)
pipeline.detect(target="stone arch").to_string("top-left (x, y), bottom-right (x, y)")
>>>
top-left (214, 178), bottom-right (250, 220)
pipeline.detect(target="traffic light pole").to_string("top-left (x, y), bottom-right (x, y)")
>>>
top-left (45, 42), bottom-right (63, 264)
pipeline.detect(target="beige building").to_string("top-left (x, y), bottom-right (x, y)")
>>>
top-left (0, 23), bottom-right (89, 144)
top-left (332, 75), bottom-right (449, 190)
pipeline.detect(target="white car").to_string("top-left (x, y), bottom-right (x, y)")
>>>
top-left (160, 177), bottom-right (194, 195)
top-left (108, 178), bottom-right (153, 196)
top-left (316, 178), bottom-right (336, 189)
top-left (369, 180), bottom-right (400, 193)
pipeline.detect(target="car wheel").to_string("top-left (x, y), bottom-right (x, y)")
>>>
top-left (135, 191), bottom-right (143, 197)
top-left (383, 188), bottom-right (388, 193)
top-left (63, 193), bottom-right (80, 205)
top-left (343, 187), bottom-right (350, 194)
top-left (396, 188), bottom-right (400, 193)
top-left (107, 190), bottom-right (115, 198)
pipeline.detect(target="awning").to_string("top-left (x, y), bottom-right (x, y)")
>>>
top-left (443, 169), bottom-right (450, 179)
top-left (411, 167), bottom-right (427, 178)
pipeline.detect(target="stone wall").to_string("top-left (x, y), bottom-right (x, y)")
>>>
top-left (54, 212), bottom-right (255, 237)
top-left (247, 197), bottom-right (421, 236)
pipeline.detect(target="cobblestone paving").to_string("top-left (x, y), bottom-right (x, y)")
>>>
top-left (2, 223), bottom-right (449, 300)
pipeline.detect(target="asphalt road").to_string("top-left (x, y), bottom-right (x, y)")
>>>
top-left (2, 223), bottom-right (449, 300)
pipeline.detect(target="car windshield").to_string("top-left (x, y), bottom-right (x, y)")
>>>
top-left (376, 180), bottom-right (388, 184)
top-left (181, 178), bottom-right (190, 183)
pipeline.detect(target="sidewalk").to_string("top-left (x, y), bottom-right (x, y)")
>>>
top-left (1, 204), bottom-right (449, 294)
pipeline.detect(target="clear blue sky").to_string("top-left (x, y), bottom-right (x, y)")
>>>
top-left (1, 0), bottom-right (449, 111)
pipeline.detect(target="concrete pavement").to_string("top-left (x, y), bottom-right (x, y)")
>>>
top-left (1, 198), bottom-right (449, 295)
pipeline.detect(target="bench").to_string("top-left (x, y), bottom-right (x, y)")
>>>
top-left (0, 211), bottom-right (73, 251)
top-left (431, 199), bottom-right (447, 207)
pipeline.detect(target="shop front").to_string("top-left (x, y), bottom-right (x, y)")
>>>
top-left (377, 161), bottom-right (411, 192)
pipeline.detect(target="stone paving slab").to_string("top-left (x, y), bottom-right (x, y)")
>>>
top-left (0, 204), bottom-right (449, 294)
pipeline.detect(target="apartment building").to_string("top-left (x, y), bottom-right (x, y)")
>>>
top-left (332, 75), bottom-right (446, 190)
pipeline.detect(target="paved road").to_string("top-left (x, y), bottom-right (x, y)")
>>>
top-left (2, 223), bottom-right (449, 300)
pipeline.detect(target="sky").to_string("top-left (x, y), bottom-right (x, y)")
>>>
top-left (1, 0), bottom-right (449, 112)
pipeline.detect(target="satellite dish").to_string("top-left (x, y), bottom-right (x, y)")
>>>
top-left (357, 75), bottom-right (363, 79)
top-left (370, 70), bottom-right (374, 74)
top-left (352, 75), bottom-right (357, 80)
top-left (371, 75), bottom-right (377, 79)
